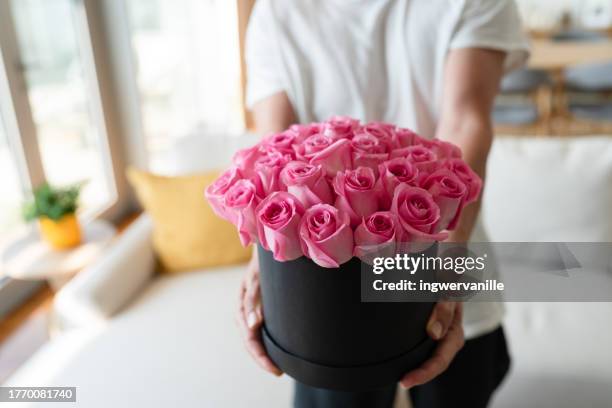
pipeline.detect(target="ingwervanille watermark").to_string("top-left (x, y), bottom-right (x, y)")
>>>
top-left (360, 242), bottom-right (612, 302)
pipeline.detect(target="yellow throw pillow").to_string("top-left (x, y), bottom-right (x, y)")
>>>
top-left (127, 168), bottom-right (251, 273)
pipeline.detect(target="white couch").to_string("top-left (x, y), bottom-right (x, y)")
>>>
top-left (5, 135), bottom-right (612, 408)
top-left (6, 215), bottom-right (294, 407)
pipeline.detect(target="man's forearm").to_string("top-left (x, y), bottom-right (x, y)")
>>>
top-left (434, 48), bottom-right (503, 242)
top-left (251, 91), bottom-right (297, 136)
top-left (437, 113), bottom-right (493, 242)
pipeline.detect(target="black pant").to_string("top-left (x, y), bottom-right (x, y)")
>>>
top-left (294, 327), bottom-right (510, 408)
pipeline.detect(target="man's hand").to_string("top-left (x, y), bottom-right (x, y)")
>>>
top-left (398, 49), bottom-right (505, 388)
top-left (400, 301), bottom-right (464, 389)
top-left (236, 252), bottom-right (283, 376)
top-left (235, 90), bottom-right (295, 377)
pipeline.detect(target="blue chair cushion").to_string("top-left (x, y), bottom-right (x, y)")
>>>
top-left (569, 103), bottom-right (612, 122)
top-left (552, 30), bottom-right (607, 42)
top-left (493, 105), bottom-right (539, 125)
top-left (565, 62), bottom-right (612, 92)
top-left (500, 69), bottom-right (551, 93)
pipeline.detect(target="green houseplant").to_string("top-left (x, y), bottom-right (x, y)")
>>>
top-left (22, 183), bottom-right (83, 249)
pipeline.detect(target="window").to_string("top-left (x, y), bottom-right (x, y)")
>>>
top-left (0, 0), bottom-right (247, 306)
top-left (0, 113), bottom-right (23, 241)
top-left (10, 0), bottom-right (116, 215)
top-left (126, 0), bottom-right (244, 169)
top-left (0, 0), bottom-right (127, 301)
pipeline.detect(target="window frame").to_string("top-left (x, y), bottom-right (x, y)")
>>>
top-left (0, 0), bottom-right (251, 320)
top-left (0, 0), bottom-right (133, 312)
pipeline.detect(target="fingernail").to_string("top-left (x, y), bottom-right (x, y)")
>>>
top-left (430, 321), bottom-right (443, 339)
top-left (247, 311), bottom-right (257, 328)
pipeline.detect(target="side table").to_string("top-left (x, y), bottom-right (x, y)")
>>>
top-left (1, 220), bottom-right (116, 291)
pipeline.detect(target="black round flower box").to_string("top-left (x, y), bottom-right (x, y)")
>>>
top-left (258, 245), bottom-right (437, 391)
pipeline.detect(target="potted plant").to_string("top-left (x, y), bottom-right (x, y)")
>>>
top-left (22, 183), bottom-right (83, 250)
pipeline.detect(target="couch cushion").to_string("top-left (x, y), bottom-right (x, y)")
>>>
top-left (127, 168), bottom-right (251, 273)
top-left (54, 215), bottom-right (156, 327)
top-left (6, 266), bottom-right (293, 407)
top-left (482, 136), bottom-right (612, 407)
top-left (482, 136), bottom-right (612, 242)
top-left (483, 136), bottom-right (612, 407)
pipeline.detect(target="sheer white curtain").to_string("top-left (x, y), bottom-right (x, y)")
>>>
top-left (128, 0), bottom-right (244, 169)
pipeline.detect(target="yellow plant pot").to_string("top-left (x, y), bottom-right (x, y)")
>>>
top-left (39, 214), bottom-right (82, 250)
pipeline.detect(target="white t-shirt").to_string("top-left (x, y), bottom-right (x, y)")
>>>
top-left (246, 0), bottom-right (529, 338)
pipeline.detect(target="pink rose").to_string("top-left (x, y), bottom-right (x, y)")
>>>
top-left (435, 140), bottom-right (462, 159)
top-left (262, 131), bottom-right (297, 156)
top-left (233, 145), bottom-right (264, 175)
top-left (288, 123), bottom-right (321, 144)
top-left (421, 169), bottom-right (468, 231)
top-left (350, 133), bottom-right (390, 173)
top-left (205, 167), bottom-right (243, 220)
top-left (280, 161), bottom-right (333, 207)
top-left (391, 184), bottom-right (448, 244)
top-left (296, 134), bottom-right (352, 178)
top-left (297, 134), bottom-right (333, 156)
top-left (223, 179), bottom-right (260, 246)
top-left (299, 204), bottom-right (354, 267)
top-left (322, 116), bottom-right (360, 140)
top-left (254, 149), bottom-right (291, 195)
top-left (444, 158), bottom-right (482, 203)
top-left (256, 192), bottom-right (304, 261)
top-left (354, 211), bottom-right (398, 259)
top-left (333, 167), bottom-right (381, 226)
top-left (411, 132), bottom-right (433, 147)
top-left (391, 145), bottom-right (439, 174)
top-left (377, 158), bottom-right (419, 208)
top-left (414, 137), bottom-right (462, 160)
top-left (395, 128), bottom-right (419, 147)
top-left (358, 122), bottom-right (398, 149)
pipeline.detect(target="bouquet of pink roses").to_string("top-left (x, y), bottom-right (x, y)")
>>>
top-left (205, 116), bottom-right (482, 267)
top-left (206, 116), bottom-right (483, 391)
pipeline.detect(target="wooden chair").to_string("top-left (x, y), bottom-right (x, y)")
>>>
top-left (493, 69), bottom-right (554, 136)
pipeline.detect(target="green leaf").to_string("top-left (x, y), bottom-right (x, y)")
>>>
top-left (21, 182), bottom-right (84, 222)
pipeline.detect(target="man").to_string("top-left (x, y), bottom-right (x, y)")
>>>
top-left (237, 0), bottom-right (529, 407)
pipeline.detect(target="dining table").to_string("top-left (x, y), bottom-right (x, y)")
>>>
top-left (528, 38), bottom-right (612, 71)
top-left (523, 37), bottom-right (612, 129)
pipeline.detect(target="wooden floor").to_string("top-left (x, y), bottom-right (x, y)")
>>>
top-left (0, 284), bottom-right (53, 383)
